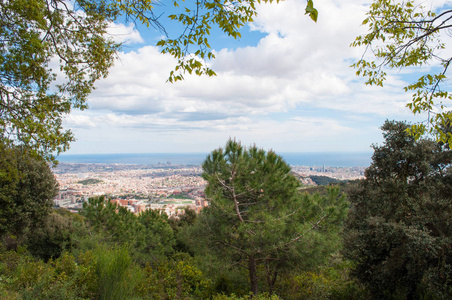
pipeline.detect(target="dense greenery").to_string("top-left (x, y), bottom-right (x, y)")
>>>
top-left (183, 140), bottom-right (348, 295)
top-left (353, 0), bottom-right (452, 145)
top-left (343, 120), bottom-right (452, 299)
top-left (309, 175), bottom-right (343, 186)
top-left (2, 132), bottom-right (451, 298)
top-left (0, 143), bottom-right (58, 238)
top-left (8, 0), bottom-right (452, 298)
top-left (0, 210), bottom-right (365, 299)
top-left (0, 140), bottom-right (366, 299)
top-left (77, 179), bottom-right (103, 186)
top-left (81, 196), bottom-right (175, 264)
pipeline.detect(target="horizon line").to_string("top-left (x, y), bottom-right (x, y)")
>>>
top-left (58, 151), bottom-right (374, 156)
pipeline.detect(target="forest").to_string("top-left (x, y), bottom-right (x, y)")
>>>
top-left (1, 0), bottom-right (452, 299)
top-left (1, 121), bottom-right (451, 299)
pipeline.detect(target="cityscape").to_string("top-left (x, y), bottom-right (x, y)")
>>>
top-left (53, 162), bottom-right (366, 216)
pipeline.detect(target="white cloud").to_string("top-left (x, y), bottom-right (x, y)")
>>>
top-left (67, 112), bottom-right (378, 154)
top-left (64, 0), bottom-right (431, 154)
top-left (64, 114), bottom-right (98, 128)
top-left (106, 23), bottom-right (144, 45)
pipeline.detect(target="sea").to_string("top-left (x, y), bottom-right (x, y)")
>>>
top-left (57, 152), bottom-right (372, 168)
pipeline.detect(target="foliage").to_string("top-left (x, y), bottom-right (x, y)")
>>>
top-left (189, 139), bottom-right (348, 296)
top-left (309, 175), bottom-right (343, 186)
top-left (95, 245), bottom-right (143, 300)
top-left (138, 254), bottom-right (212, 299)
top-left (137, 208), bottom-right (176, 260)
top-left (81, 196), bottom-right (175, 262)
top-left (0, 143), bottom-right (58, 238)
top-left (212, 293), bottom-right (282, 300)
top-left (21, 208), bottom-right (88, 261)
top-left (24, 211), bottom-right (76, 261)
top-left (77, 178), bottom-right (103, 185)
top-left (0, 0), bottom-right (117, 161)
top-left (0, 250), bottom-right (96, 299)
top-left (159, 0), bottom-right (318, 82)
top-left (173, 207), bottom-right (198, 230)
top-left (274, 256), bottom-right (368, 300)
top-left (352, 0), bottom-right (452, 145)
top-left (0, 0), bottom-right (317, 161)
top-left (0, 245), bottom-right (146, 299)
top-left (343, 120), bottom-right (452, 299)
top-left (169, 207), bottom-right (198, 253)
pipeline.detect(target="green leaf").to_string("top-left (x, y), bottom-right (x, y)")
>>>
top-left (305, 0), bottom-right (318, 22)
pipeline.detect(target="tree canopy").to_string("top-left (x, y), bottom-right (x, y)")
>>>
top-left (81, 196), bottom-right (175, 263)
top-left (343, 120), bottom-right (452, 299)
top-left (1, 0), bottom-right (116, 161)
top-left (188, 139), bottom-right (348, 296)
top-left (352, 0), bottom-right (452, 145)
top-left (0, 142), bottom-right (58, 238)
top-left (0, 0), bottom-right (317, 161)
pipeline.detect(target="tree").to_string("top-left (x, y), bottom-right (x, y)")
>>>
top-left (25, 210), bottom-right (76, 261)
top-left (343, 120), bottom-right (452, 299)
top-left (0, 0), bottom-right (317, 162)
top-left (81, 196), bottom-right (175, 262)
top-left (0, 142), bottom-right (58, 238)
top-left (352, 0), bottom-right (452, 145)
top-left (0, 0), bottom-right (117, 161)
top-left (189, 139), bottom-right (348, 296)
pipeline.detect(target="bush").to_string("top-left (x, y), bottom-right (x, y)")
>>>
top-left (138, 253), bottom-right (212, 299)
top-left (212, 293), bottom-right (282, 300)
top-left (274, 257), bottom-right (367, 300)
top-left (25, 212), bottom-right (76, 261)
top-left (95, 245), bottom-right (143, 300)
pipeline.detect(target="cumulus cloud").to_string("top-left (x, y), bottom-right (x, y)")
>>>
top-left (64, 0), bottom-right (427, 154)
top-left (106, 23), bottom-right (144, 45)
top-left (91, 0), bottom-right (397, 115)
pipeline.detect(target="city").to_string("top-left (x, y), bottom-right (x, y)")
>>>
top-left (53, 162), bottom-right (366, 215)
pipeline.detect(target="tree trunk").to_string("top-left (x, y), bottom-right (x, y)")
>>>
top-left (266, 265), bottom-right (278, 294)
top-left (248, 256), bottom-right (258, 296)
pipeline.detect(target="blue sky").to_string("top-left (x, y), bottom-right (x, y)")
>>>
top-left (62, 0), bottom-right (449, 155)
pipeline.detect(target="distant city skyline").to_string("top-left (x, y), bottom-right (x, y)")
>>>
top-left (62, 0), bottom-right (449, 155)
top-left (57, 151), bottom-right (373, 168)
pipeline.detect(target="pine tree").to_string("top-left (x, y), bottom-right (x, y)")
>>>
top-left (190, 139), bottom-right (348, 295)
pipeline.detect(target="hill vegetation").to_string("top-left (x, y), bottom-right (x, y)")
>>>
top-left (1, 124), bottom-right (451, 299)
top-left (2, 0), bottom-right (452, 298)
top-left (308, 175), bottom-right (344, 186)
top-left (77, 179), bottom-right (103, 185)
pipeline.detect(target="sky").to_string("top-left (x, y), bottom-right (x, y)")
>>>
top-left (62, 0), bottom-right (449, 155)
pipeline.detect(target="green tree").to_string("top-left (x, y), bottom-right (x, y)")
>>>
top-left (0, 0), bottom-right (118, 161)
top-left (169, 207), bottom-right (198, 253)
top-left (0, 143), bottom-right (58, 238)
top-left (343, 120), bottom-right (452, 299)
top-left (0, 0), bottom-right (317, 161)
top-left (25, 211), bottom-right (76, 261)
top-left (352, 0), bottom-right (452, 145)
top-left (81, 196), bottom-right (175, 262)
top-left (189, 139), bottom-right (348, 296)
top-left (138, 208), bottom-right (176, 259)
